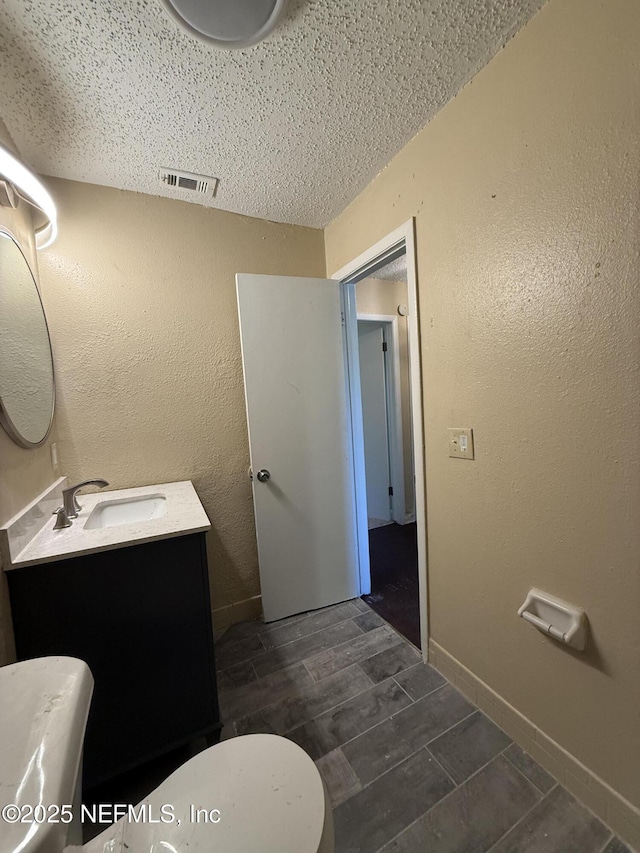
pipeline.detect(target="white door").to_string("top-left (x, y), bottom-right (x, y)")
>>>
top-left (357, 322), bottom-right (392, 527)
top-left (236, 274), bottom-right (360, 622)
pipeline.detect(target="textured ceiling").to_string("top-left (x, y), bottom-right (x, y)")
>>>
top-left (372, 255), bottom-right (407, 283)
top-left (0, 0), bottom-right (544, 228)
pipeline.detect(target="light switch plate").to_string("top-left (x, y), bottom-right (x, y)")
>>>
top-left (448, 428), bottom-right (474, 459)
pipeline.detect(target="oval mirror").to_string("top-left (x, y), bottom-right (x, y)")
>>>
top-left (0, 229), bottom-right (54, 447)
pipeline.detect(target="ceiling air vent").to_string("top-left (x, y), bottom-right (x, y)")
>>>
top-left (159, 168), bottom-right (219, 197)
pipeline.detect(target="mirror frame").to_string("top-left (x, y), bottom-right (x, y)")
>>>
top-left (0, 225), bottom-right (56, 448)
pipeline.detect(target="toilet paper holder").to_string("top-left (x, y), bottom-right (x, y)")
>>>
top-left (517, 588), bottom-right (587, 650)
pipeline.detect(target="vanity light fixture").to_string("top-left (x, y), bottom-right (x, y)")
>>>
top-left (0, 142), bottom-right (58, 249)
top-left (159, 0), bottom-right (288, 49)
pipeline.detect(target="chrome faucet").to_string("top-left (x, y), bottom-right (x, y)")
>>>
top-left (53, 479), bottom-right (109, 530)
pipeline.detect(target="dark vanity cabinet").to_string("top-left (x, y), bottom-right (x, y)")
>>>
top-left (7, 532), bottom-right (221, 789)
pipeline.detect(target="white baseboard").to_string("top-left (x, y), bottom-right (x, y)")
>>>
top-left (212, 595), bottom-right (262, 633)
top-left (396, 512), bottom-right (415, 525)
top-left (428, 639), bottom-right (640, 852)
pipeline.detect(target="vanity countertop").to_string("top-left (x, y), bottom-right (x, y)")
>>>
top-left (2, 480), bottom-right (210, 570)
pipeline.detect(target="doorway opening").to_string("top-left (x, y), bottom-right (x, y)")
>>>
top-left (333, 220), bottom-right (428, 653)
top-left (357, 281), bottom-right (419, 646)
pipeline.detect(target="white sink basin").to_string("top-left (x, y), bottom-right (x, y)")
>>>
top-left (84, 494), bottom-right (167, 529)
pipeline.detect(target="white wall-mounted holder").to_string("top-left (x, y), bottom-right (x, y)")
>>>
top-left (518, 588), bottom-right (587, 651)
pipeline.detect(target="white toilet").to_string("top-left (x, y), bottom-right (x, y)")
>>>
top-left (0, 656), bottom-right (334, 853)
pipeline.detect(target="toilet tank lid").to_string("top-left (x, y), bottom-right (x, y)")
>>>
top-left (0, 656), bottom-right (94, 853)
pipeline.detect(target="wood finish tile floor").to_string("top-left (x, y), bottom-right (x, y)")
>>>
top-left (218, 599), bottom-right (632, 853)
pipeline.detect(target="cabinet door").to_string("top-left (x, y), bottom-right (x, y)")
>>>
top-left (9, 534), bottom-right (219, 786)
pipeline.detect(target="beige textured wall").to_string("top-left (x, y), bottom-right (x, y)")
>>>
top-left (325, 0), bottom-right (640, 809)
top-left (0, 118), bottom-right (58, 665)
top-left (356, 278), bottom-right (414, 516)
top-left (38, 179), bottom-right (325, 626)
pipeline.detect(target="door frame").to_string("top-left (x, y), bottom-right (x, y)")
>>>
top-left (357, 314), bottom-right (411, 526)
top-left (332, 218), bottom-right (429, 655)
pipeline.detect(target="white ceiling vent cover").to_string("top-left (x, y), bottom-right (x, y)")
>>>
top-left (159, 168), bottom-right (219, 197)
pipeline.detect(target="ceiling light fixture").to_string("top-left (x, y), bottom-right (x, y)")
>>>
top-left (0, 142), bottom-right (58, 250)
top-left (159, 0), bottom-right (288, 49)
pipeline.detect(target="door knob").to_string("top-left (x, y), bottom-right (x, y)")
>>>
top-left (256, 469), bottom-right (271, 483)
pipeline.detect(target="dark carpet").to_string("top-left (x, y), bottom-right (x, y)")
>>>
top-left (362, 522), bottom-right (420, 648)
